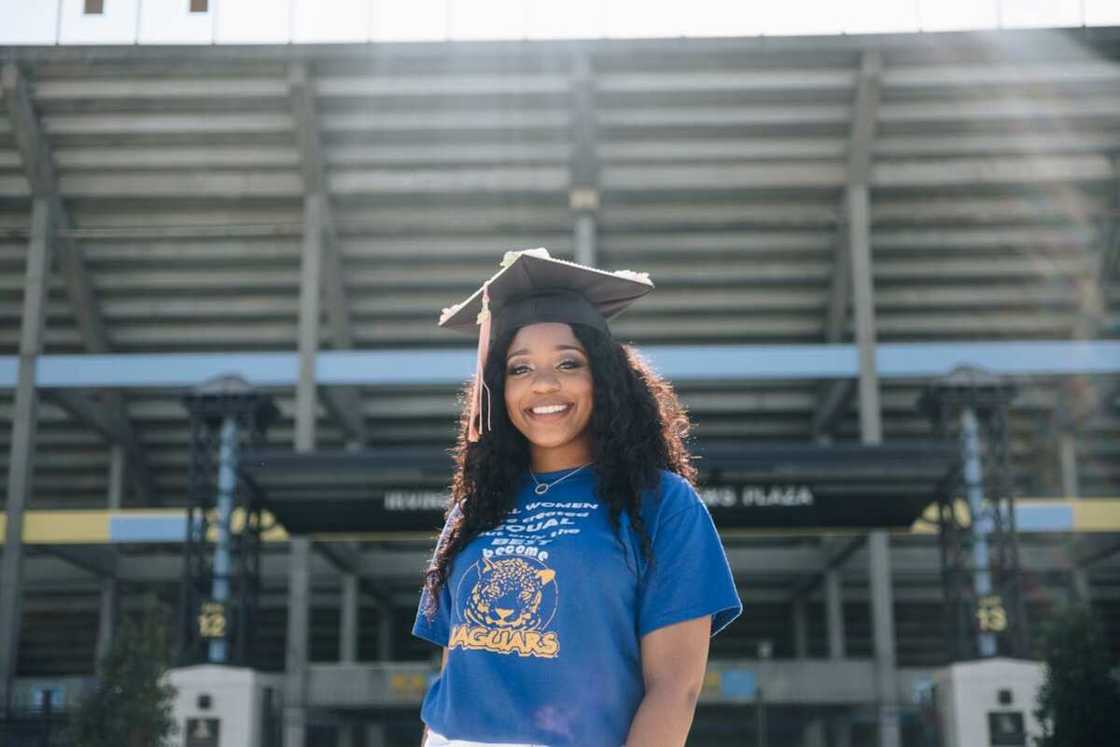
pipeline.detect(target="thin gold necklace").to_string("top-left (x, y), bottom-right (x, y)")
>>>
top-left (529, 463), bottom-right (591, 495)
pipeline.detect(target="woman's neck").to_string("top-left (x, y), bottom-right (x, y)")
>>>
top-left (529, 440), bottom-right (593, 474)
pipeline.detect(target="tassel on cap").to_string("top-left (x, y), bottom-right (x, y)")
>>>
top-left (467, 283), bottom-right (493, 442)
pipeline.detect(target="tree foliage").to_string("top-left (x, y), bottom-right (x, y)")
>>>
top-left (69, 602), bottom-right (178, 747)
top-left (1033, 605), bottom-right (1120, 747)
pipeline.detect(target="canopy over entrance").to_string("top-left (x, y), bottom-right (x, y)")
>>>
top-left (242, 441), bottom-right (957, 534)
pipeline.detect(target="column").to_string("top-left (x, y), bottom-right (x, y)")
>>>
top-left (338, 575), bottom-right (360, 747)
top-left (95, 578), bottom-right (118, 669)
top-left (792, 598), bottom-right (808, 659)
top-left (1059, 430), bottom-right (1092, 606)
top-left (108, 444), bottom-right (125, 508)
top-left (283, 538), bottom-right (311, 747)
top-left (95, 445), bottom-right (125, 668)
top-left (364, 724), bottom-right (387, 747)
top-left (285, 192), bottom-right (322, 747)
top-left (802, 717), bottom-right (826, 747)
top-left (847, 48), bottom-right (896, 747)
top-left (831, 712), bottom-right (853, 747)
top-left (340, 573), bottom-right (358, 663)
top-left (869, 531), bottom-right (899, 747)
top-left (570, 53), bottom-right (598, 267)
top-left (378, 604), bottom-right (394, 662)
top-left (825, 568), bottom-right (846, 659)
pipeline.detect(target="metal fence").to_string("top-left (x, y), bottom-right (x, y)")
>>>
top-left (0, 708), bottom-right (71, 747)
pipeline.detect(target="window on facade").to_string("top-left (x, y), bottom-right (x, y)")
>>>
top-left (190, 0), bottom-right (209, 12)
top-left (84, 0), bottom-right (104, 14)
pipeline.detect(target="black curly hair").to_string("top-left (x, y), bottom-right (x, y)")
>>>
top-left (421, 322), bottom-right (697, 620)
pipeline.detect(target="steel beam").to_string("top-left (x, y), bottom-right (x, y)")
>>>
top-left (318, 386), bottom-right (367, 448)
top-left (791, 535), bottom-right (866, 600)
top-left (23, 575), bottom-right (1120, 612)
top-left (2, 65), bottom-right (105, 351)
top-left (43, 390), bottom-right (157, 501)
top-left (10, 543), bottom-right (1086, 586)
top-left (0, 197), bottom-right (52, 715)
top-left (1078, 539), bottom-right (1120, 568)
top-left (1, 62), bottom-right (156, 505)
top-left (314, 540), bottom-right (391, 605)
top-left (8, 340), bottom-right (1119, 391)
top-left (597, 154), bottom-right (1114, 193)
top-left (39, 545), bottom-right (118, 578)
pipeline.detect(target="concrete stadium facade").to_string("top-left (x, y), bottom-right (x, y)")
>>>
top-left (1, 25), bottom-right (1120, 747)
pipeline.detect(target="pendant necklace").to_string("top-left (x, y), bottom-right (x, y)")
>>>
top-left (530, 462), bottom-right (591, 495)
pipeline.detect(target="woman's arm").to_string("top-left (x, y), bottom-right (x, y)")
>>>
top-left (419, 647), bottom-right (449, 747)
top-left (623, 616), bottom-right (711, 747)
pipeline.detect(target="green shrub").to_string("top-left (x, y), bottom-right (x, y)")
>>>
top-left (1033, 605), bottom-right (1120, 747)
top-left (68, 601), bottom-right (177, 747)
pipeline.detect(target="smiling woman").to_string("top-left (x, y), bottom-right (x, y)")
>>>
top-left (411, 249), bottom-right (742, 747)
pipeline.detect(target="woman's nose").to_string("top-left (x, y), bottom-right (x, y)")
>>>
top-left (530, 371), bottom-right (561, 391)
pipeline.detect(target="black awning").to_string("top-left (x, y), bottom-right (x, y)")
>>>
top-left (240, 441), bottom-right (957, 535)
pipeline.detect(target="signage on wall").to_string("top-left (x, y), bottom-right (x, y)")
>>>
top-left (197, 601), bottom-right (227, 640)
top-left (976, 595), bottom-right (1009, 633)
top-left (185, 718), bottom-right (220, 747)
top-left (699, 485), bottom-right (815, 508)
top-left (987, 711), bottom-right (1025, 746)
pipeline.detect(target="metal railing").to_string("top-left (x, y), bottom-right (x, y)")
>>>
top-left (0, 707), bottom-right (71, 747)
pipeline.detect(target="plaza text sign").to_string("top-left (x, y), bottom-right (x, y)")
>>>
top-left (267, 483), bottom-right (926, 533)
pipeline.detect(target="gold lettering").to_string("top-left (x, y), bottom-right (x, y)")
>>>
top-left (537, 632), bottom-right (560, 657)
top-left (446, 625), bottom-right (559, 658)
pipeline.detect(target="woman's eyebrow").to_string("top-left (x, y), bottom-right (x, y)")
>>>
top-left (506, 344), bottom-right (585, 359)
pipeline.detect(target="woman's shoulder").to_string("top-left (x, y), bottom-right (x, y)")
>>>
top-left (646, 469), bottom-right (704, 521)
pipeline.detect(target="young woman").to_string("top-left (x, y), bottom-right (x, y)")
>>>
top-left (412, 249), bottom-right (741, 747)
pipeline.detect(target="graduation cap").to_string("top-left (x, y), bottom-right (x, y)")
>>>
top-left (438, 248), bottom-right (654, 442)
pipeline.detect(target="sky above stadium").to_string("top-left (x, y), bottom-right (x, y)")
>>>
top-left (268, 0), bottom-right (1120, 43)
top-left (4, 0), bottom-right (1120, 46)
top-left (369, 0), bottom-right (1120, 42)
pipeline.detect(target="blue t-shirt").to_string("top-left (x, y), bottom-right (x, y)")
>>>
top-left (411, 467), bottom-right (742, 747)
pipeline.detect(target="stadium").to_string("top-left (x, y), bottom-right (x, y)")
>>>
top-left (1, 2), bottom-right (1119, 746)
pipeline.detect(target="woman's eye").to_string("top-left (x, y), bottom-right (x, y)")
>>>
top-left (558, 359), bottom-right (582, 370)
top-left (507, 364), bottom-right (528, 376)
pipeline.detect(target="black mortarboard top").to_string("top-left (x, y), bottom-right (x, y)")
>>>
top-left (437, 248), bottom-right (654, 442)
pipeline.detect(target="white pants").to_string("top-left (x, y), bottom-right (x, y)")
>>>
top-left (423, 729), bottom-right (547, 747)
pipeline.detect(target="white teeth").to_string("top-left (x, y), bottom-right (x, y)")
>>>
top-left (531, 404), bottom-right (569, 415)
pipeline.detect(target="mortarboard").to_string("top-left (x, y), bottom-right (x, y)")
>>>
top-left (438, 248), bottom-right (654, 442)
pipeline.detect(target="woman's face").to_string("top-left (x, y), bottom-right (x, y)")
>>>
top-left (503, 322), bottom-right (594, 456)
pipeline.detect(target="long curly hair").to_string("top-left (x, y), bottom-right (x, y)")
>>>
top-left (422, 322), bottom-right (697, 619)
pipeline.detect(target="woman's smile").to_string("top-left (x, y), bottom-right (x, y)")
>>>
top-left (526, 401), bottom-right (574, 420)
